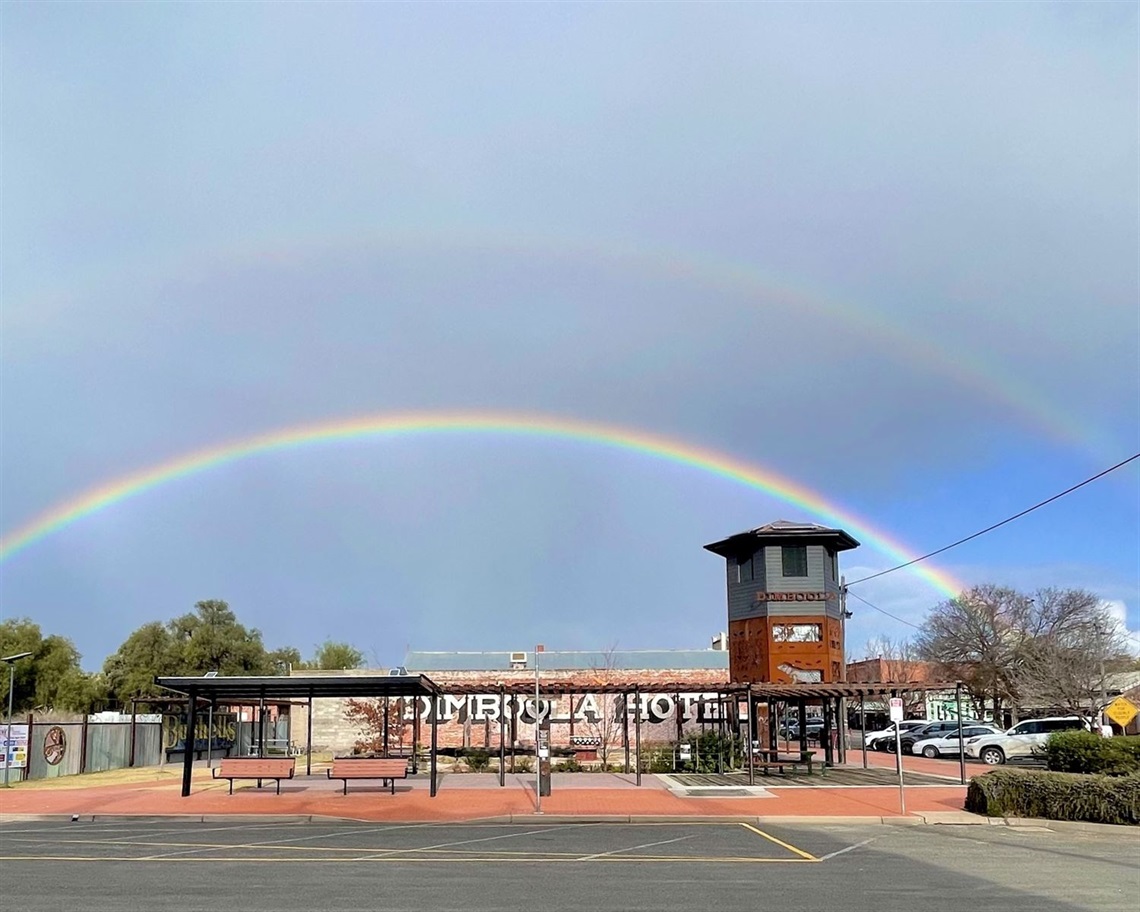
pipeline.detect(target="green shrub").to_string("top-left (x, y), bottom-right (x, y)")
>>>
top-left (558, 757), bottom-right (583, 772)
top-left (513, 757), bottom-right (533, 773)
top-left (461, 749), bottom-right (491, 772)
top-left (966, 768), bottom-right (1140, 826)
top-left (1045, 732), bottom-right (1140, 776)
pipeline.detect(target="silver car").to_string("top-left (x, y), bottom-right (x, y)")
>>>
top-left (911, 725), bottom-right (1004, 758)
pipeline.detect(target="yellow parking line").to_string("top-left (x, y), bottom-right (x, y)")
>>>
top-left (0, 854), bottom-right (816, 864)
top-left (739, 823), bottom-right (819, 861)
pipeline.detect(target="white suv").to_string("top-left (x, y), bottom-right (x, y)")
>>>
top-left (963, 716), bottom-right (1089, 765)
top-left (863, 719), bottom-right (929, 749)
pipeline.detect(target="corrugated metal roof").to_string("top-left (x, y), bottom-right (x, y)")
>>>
top-left (404, 649), bottom-right (730, 672)
top-left (704, 520), bottom-right (859, 555)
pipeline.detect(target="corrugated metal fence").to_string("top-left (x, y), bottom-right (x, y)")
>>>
top-left (22, 719), bottom-right (163, 780)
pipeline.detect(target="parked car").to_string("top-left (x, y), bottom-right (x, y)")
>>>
top-left (963, 716), bottom-right (1091, 765)
top-left (864, 719), bottom-right (929, 749)
top-left (875, 720), bottom-right (983, 754)
top-left (780, 718), bottom-right (824, 739)
top-left (911, 725), bottom-right (1004, 758)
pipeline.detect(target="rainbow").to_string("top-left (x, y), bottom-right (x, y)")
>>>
top-left (16, 229), bottom-right (1113, 460)
top-left (0, 410), bottom-right (965, 597)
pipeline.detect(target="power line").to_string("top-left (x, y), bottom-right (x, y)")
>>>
top-left (846, 452), bottom-right (1139, 588)
top-left (845, 590), bottom-right (921, 630)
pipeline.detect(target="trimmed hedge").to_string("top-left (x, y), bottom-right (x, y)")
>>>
top-left (966, 768), bottom-right (1140, 826)
top-left (1044, 731), bottom-right (1140, 775)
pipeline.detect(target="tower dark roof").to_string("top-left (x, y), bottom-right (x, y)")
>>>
top-left (703, 520), bottom-right (859, 557)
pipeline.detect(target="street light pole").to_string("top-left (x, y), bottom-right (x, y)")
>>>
top-left (534, 644), bottom-right (542, 814)
top-left (3, 652), bottom-right (34, 788)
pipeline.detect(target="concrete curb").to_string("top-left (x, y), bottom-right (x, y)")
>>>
top-left (2, 812), bottom-right (1135, 832)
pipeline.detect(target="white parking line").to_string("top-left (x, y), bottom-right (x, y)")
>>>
top-left (579, 835), bottom-right (695, 861)
top-left (350, 826), bottom-right (582, 861)
top-left (818, 837), bottom-right (877, 861)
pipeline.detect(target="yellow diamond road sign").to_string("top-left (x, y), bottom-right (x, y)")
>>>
top-left (1104, 697), bottom-right (1138, 729)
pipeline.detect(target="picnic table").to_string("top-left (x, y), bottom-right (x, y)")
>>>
top-left (752, 747), bottom-right (819, 776)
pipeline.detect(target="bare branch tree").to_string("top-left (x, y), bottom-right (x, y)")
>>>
top-left (582, 642), bottom-right (622, 766)
top-left (1012, 594), bottom-right (1125, 724)
top-left (915, 584), bottom-right (1032, 720)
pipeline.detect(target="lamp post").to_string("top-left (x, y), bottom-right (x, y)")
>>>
top-left (534, 644), bottom-right (544, 814)
top-left (3, 652), bottom-right (33, 787)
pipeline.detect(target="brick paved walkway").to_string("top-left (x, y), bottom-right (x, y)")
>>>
top-left (0, 763), bottom-right (969, 823)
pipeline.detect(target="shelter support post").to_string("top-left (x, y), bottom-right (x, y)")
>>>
top-left (429, 696), bottom-right (438, 798)
top-left (258, 690), bottom-right (266, 758)
top-left (838, 697), bottom-right (847, 765)
top-left (412, 703), bottom-right (420, 774)
top-left (956, 683), bottom-right (967, 785)
top-left (798, 701), bottom-right (808, 755)
top-left (206, 703), bottom-right (214, 769)
top-left (181, 688), bottom-right (198, 797)
top-left (306, 690), bottom-right (313, 776)
top-left (634, 686), bottom-right (642, 786)
top-left (860, 694), bottom-right (868, 769)
top-left (747, 689), bottom-right (756, 786)
top-left (623, 694), bottom-right (630, 774)
top-left (823, 698), bottom-right (834, 767)
top-left (128, 700), bottom-right (137, 768)
top-left (499, 686), bottom-right (506, 787)
top-left (383, 696), bottom-right (390, 758)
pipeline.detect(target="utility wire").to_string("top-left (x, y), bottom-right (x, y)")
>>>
top-left (846, 452), bottom-right (1139, 588)
top-left (845, 590), bottom-right (922, 630)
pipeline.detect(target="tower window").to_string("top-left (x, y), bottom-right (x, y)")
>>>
top-left (782, 545), bottom-right (808, 577)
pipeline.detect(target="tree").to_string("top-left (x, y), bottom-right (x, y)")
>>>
top-left (103, 621), bottom-right (175, 700)
top-left (166, 600), bottom-right (273, 676)
top-left (309, 640), bottom-right (364, 670)
top-left (915, 585), bottom-right (1032, 720)
top-left (267, 646), bottom-right (303, 674)
top-left (1011, 592), bottom-right (1127, 724)
top-left (343, 698), bottom-right (407, 756)
top-left (916, 584), bottom-right (1121, 722)
top-left (0, 618), bottom-right (101, 713)
top-left (582, 643), bottom-right (623, 766)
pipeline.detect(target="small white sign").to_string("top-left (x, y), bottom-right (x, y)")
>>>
top-left (889, 698), bottom-right (904, 722)
top-left (538, 748), bottom-right (549, 759)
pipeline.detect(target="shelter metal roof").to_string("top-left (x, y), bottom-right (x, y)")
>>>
top-left (704, 520), bottom-right (860, 556)
top-left (405, 649), bottom-right (730, 672)
top-left (156, 673), bottom-right (441, 702)
top-left (434, 679), bottom-right (952, 697)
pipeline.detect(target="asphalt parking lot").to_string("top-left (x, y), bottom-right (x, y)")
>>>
top-left (1, 819), bottom-right (1135, 912)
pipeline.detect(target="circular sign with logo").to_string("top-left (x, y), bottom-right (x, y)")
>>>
top-left (43, 726), bottom-right (67, 765)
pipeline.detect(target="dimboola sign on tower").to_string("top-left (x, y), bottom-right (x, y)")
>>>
top-left (704, 520), bottom-right (859, 684)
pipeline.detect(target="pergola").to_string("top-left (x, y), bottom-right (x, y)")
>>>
top-left (156, 674), bottom-right (442, 797)
top-left (157, 674), bottom-right (966, 796)
top-left (432, 678), bottom-right (965, 784)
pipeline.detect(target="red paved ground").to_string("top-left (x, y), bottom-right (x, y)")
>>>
top-left (0, 767), bottom-right (967, 822)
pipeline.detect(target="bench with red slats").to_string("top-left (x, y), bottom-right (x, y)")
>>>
top-left (211, 757), bottom-right (296, 794)
top-left (326, 758), bottom-right (409, 795)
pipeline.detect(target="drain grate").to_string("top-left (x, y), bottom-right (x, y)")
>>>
top-left (684, 788), bottom-right (754, 798)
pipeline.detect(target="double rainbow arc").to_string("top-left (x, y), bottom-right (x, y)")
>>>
top-left (0, 410), bottom-right (964, 599)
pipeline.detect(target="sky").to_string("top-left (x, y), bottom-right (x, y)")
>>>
top-left (1, 2), bottom-right (1137, 672)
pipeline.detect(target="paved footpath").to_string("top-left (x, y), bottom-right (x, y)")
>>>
top-left (0, 763), bottom-right (971, 823)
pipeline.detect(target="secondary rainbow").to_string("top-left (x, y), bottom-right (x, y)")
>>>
top-left (0, 410), bottom-right (964, 597)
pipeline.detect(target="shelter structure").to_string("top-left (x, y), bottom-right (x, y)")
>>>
top-left (156, 674), bottom-right (442, 797)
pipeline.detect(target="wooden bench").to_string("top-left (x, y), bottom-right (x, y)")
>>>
top-left (327, 758), bottom-right (409, 795)
top-left (211, 757), bottom-right (296, 794)
top-left (753, 749), bottom-right (818, 776)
